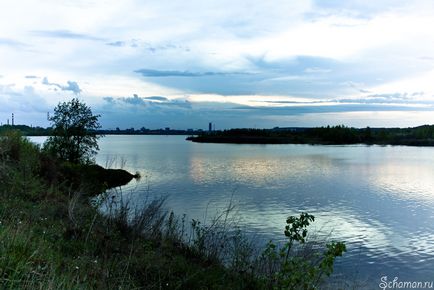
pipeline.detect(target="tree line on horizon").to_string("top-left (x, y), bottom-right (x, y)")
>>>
top-left (3, 121), bottom-right (434, 146)
top-left (194, 124), bottom-right (434, 145)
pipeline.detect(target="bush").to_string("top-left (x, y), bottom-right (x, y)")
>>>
top-left (0, 131), bottom-right (44, 200)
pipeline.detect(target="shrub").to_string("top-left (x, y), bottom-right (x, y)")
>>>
top-left (259, 213), bottom-right (346, 289)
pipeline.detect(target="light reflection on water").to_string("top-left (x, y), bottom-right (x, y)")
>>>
top-left (30, 135), bottom-right (434, 284)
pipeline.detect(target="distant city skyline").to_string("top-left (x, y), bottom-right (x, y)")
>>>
top-left (2, 0), bottom-right (434, 129)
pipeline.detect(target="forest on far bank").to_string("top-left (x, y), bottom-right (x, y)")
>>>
top-left (188, 125), bottom-right (434, 146)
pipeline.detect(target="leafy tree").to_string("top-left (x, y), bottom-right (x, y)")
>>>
top-left (44, 98), bottom-right (102, 164)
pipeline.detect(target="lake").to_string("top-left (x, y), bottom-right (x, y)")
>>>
top-left (31, 135), bottom-right (434, 286)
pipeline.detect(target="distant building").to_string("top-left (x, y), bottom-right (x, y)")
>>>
top-left (208, 122), bottom-right (212, 132)
top-left (165, 127), bottom-right (170, 131)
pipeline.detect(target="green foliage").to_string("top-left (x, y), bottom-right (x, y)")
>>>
top-left (260, 212), bottom-right (346, 290)
top-left (284, 212), bottom-right (315, 244)
top-left (0, 131), bottom-right (45, 200)
top-left (44, 98), bottom-right (102, 164)
top-left (1, 133), bottom-right (346, 289)
top-left (320, 242), bottom-right (346, 277)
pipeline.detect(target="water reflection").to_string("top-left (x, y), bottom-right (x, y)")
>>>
top-left (188, 152), bottom-right (336, 188)
top-left (30, 135), bottom-right (434, 284)
top-left (373, 162), bottom-right (434, 203)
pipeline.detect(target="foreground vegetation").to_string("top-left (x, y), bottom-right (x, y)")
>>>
top-left (187, 125), bottom-right (434, 146)
top-left (0, 98), bottom-right (347, 289)
top-left (0, 131), bottom-right (346, 289)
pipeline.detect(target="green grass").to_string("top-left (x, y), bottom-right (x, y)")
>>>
top-left (0, 131), bottom-right (260, 289)
top-left (0, 130), bottom-right (345, 289)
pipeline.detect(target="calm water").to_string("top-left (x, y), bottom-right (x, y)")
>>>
top-left (31, 135), bottom-right (434, 286)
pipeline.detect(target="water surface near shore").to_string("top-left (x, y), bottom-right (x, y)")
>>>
top-left (30, 135), bottom-right (434, 286)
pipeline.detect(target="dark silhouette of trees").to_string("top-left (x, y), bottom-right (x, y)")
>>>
top-left (44, 98), bottom-right (102, 163)
top-left (190, 124), bottom-right (434, 145)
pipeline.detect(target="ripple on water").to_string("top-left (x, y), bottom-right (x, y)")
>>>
top-left (85, 137), bottom-right (434, 283)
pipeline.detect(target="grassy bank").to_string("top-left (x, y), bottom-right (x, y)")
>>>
top-left (0, 131), bottom-right (345, 289)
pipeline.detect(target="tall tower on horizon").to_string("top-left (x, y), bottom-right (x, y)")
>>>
top-left (11, 113), bottom-right (14, 126)
top-left (208, 122), bottom-right (212, 132)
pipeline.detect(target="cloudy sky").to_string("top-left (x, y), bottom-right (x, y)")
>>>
top-left (2, 0), bottom-right (434, 129)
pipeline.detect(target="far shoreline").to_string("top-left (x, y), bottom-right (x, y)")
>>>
top-left (6, 123), bottom-right (434, 147)
top-left (186, 135), bottom-right (434, 146)
top-left (186, 125), bottom-right (434, 147)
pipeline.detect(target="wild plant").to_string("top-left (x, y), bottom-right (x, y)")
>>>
top-left (259, 213), bottom-right (346, 289)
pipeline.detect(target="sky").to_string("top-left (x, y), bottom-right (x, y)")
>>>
top-left (2, 0), bottom-right (434, 129)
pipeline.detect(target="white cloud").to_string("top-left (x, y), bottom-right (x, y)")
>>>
top-left (1, 0), bottom-right (434, 128)
top-left (367, 69), bottom-right (434, 100)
